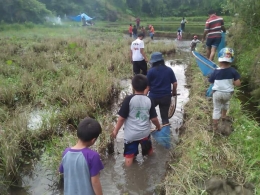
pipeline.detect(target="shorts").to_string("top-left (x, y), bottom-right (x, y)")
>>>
top-left (124, 136), bottom-right (152, 158)
top-left (206, 37), bottom-right (222, 48)
top-left (132, 60), bottom-right (147, 75)
top-left (212, 91), bottom-right (233, 119)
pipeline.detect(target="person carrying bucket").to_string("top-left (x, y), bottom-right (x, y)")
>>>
top-left (208, 48), bottom-right (241, 132)
top-left (145, 52), bottom-right (178, 125)
top-left (112, 74), bottom-right (161, 166)
top-left (202, 10), bottom-right (226, 61)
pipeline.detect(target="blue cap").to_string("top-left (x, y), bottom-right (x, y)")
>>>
top-left (150, 52), bottom-right (164, 64)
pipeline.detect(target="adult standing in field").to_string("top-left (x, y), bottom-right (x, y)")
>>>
top-left (136, 17), bottom-right (140, 28)
top-left (180, 17), bottom-right (187, 31)
top-left (202, 10), bottom-right (226, 61)
top-left (130, 33), bottom-right (148, 75)
top-left (132, 25), bottom-right (138, 39)
top-left (140, 26), bottom-right (146, 38)
top-left (149, 25), bottom-right (155, 40)
top-left (145, 52), bottom-right (178, 125)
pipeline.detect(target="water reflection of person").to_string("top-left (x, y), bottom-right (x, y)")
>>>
top-left (145, 52), bottom-right (178, 125)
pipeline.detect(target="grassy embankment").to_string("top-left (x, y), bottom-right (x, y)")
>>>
top-left (162, 52), bottom-right (260, 194)
top-left (0, 25), bottom-right (176, 194)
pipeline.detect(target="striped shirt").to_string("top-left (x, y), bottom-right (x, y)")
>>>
top-left (205, 14), bottom-right (224, 38)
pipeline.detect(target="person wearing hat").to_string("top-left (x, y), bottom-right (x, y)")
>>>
top-left (130, 32), bottom-right (148, 75)
top-left (208, 48), bottom-right (241, 132)
top-left (144, 52), bottom-right (177, 125)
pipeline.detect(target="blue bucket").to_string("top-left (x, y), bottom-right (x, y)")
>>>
top-left (151, 126), bottom-right (171, 149)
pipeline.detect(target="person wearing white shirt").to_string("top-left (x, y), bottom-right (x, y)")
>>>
top-left (130, 33), bottom-right (148, 75)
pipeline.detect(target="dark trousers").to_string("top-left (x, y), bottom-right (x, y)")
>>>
top-left (151, 95), bottom-right (171, 124)
top-left (133, 60), bottom-right (147, 75)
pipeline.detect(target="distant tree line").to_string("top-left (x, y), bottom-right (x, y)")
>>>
top-left (0, 0), bottom-right (225, 23)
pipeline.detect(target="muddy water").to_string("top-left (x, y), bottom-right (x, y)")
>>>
top-left (9, 41), bottom-right (190, 195)
top-left (100, 59), bottom-right (189, 194)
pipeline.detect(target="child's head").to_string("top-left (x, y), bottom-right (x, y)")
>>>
top-left (218, 47), bottom-right (234, 63)
top-left (77, 117), bottom-right (102, 143)
top-left (132, 74), bottom-right (148, 92)
top-left (193, 35), bottom-right (198, 39)
top-left (130, 24), bottom-right (132, 26)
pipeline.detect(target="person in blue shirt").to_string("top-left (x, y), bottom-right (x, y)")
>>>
top-left (209, 48), bottom-right (241, 131)
top-left (145, 52), bottom-right (178, 125)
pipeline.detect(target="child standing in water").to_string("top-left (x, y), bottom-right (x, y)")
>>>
top-left (112, 74), bottom-right (161, 166)
top-left (177, 28), bottom-right (182, 40)
top-left (59, 118), bottom-right (104, 195)
top-left (190, 35), bottom-right (201, 51)
top-left (209, 48), bottom-right (241, 131)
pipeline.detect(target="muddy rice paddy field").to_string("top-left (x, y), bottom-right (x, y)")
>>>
top-left (0, 23), bottom-right (259, 195)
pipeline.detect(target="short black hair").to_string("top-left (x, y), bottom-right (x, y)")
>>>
top-left (77, 117), bottom-right (102, 142)
top-left (132, 74), bottom-right (147, 92)
top-left (152, 60), bottom-right (165, 67)
top-left (138, 32), bottom-right (144, 37)
top-left (208, 10), bottom-right (215, 15)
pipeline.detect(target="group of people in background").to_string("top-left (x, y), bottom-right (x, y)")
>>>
top-left (128, 17), bottom-right (155, 40)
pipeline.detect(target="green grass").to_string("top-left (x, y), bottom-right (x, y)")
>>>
top-left (0, 25), bottom-right (176, 194)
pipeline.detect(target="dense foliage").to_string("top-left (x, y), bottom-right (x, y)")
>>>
top-left (0, 0), bottom-right (225, 23)
top-left (224, 0), bottom-right (260, 108)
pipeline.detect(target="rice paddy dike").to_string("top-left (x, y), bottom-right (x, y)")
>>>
top-left (1, 19), bottom-right (259, 194)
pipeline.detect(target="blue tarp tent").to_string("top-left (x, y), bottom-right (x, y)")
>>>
top-left (70, 13), bottom-right (93, 22)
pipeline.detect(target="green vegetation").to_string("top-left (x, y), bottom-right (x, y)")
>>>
top-left (225, 0), bottom-right (260, 109)
top-left (0, 0), bottom-right (227, 23)
top-left (0, 25), bottom-right (176, 194)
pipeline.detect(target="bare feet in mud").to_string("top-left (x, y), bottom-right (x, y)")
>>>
top-left (218, 118), bottom-right (233, 136)
top-left (208, 117), bottom-right (233, 136)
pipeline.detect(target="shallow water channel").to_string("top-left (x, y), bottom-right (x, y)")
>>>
top-left (9, 40), bottom-right (190, 195)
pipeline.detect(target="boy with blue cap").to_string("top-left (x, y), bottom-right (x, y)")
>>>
top-left (209, 48), bottom-right (241, 131)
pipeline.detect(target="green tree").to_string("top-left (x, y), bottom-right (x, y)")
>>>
top-left (0, 0), bottom-right (51, 23)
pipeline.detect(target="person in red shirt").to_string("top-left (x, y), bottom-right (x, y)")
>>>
top-left (129, 24), bottom-right (133, 37)
top-left (149, 25), bottom-right (155, 40)
top-left (202, 10), bottom-right (226, 61)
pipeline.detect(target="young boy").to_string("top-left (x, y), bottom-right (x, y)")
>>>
top-left (190, 35), bottom-right (201, 51)
top-left (112, 74), bottom-right (161, 166)
top-left (208, 48), bottom-right (241, 131)
top-left (59, 117), bottom-right (104, 195)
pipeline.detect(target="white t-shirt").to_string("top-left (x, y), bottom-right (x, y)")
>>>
top-left (131, 38), bottom-right (145, 61)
